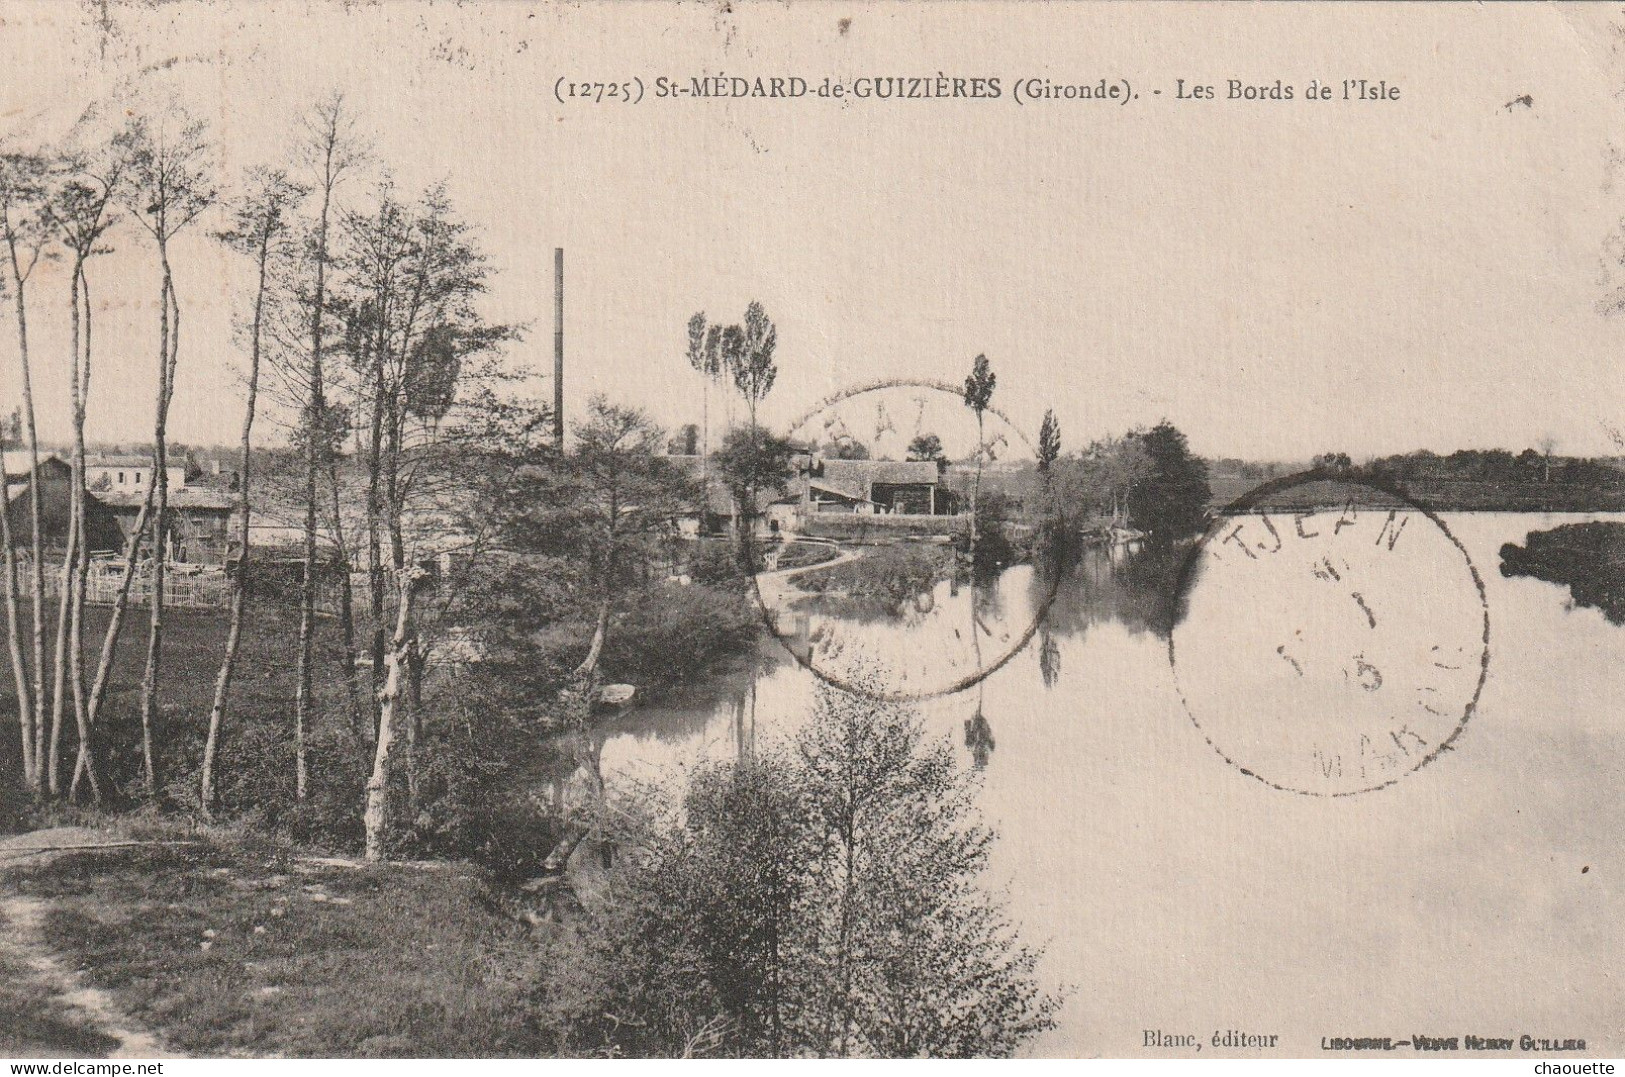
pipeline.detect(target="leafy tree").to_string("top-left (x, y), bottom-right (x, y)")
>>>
top-left (669, 423), bottom-right (700, 456)
top-left (1311, 451), bottom-right (1352, 475)
top-left (1128, 420), bottom-right (1210, 542)
top-left (961, 354), bottom-right (997, 565)
top-left (539, 673), bottom-right (1061, 1057)
top-left (1036, 408), bottom-right (1061, 473)
top-left (906, 432), bottom-right (944, 463)
top-left (714, 425), bottom-right (796, 554)
top-left (479, 396), bottom-right (698, 687)
top-left (819, 437), bottom-right (869, 460)
top-left (686, 312), bottom-right (727, 472)
top-left (337, 179), bottom-right (515, 761)
top-left (732, 301), bottom-right (778, 430)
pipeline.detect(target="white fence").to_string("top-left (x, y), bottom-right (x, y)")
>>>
top-left (23, 557), bottom-right (232, 610)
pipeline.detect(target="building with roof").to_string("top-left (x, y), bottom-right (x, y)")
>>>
top-left (0, 451), bottom-right (238, 566)
top-left (811, 457), bottom-right (951, 516)
top-left (96, 485), bottom-right (237, 566)
top-left (84, 454), bottom-right (188, 498)
top-left (668, 452), bottom-right (957, 538)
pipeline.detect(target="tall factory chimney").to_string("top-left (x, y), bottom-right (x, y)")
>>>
top-left (553, 248), bottom-right (565, 451)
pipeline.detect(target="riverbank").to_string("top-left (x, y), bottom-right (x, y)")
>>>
top-left (1499, 520), bottom-right (1625, 623)
top-left (1208, 474), bottom-right (1625, 513)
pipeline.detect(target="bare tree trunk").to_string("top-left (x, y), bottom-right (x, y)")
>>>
top-left (573, 595), bottom-right (611, 681)
top-left (46, 261), bottom-right (95, 801)
top-left (0, 449), bottom-right (33, 791)
top-left (327, 460), bottom-right (366, 738)
top-left (8, 233), bottom-right (48, 793)
top-left (364, 568), bottom-right (420, 861)
top-left (295, 431), bottom-right (318, 804)
top-left (200, 224), bottom-right (270, 817)
top-left (65, 549), bottom-right (97, 806)
top-left (295, 126), bottom-right (341, 806)
top-left (67, 267), bottom-right (94, 798)
top-left (79, 493), bottom-right (151, 755)
top-left (45, 504), bottom-right (76, 798)
top-left (137, 259), bottom-right (177, 800)
top-left (969, 412), bottom-right (985, 567)
top-left (365, 343), bottom-right (387, 735)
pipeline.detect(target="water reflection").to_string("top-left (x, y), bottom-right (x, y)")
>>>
top-left (1033, 539), bottom-right (1188, 641)
top-left (964, 709), bottom-right (996, 768)
top-left (576, 512), bottom-right (1625, 1056)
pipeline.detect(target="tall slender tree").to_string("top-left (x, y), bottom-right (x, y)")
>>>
top-left (200, 169), bottom-right (301, 815)
top-left (342, 183), bottom-right (510, 857)
top-left (0, 416), bottom-right (28, 791)
top-left (47, 148), bottom-right (127, 801)
top-left (685, 311), bottom-right (726, 489)
top-left (293, 94), bottom-right (359, 803)
top-left (0, 152), bottom-right (53, 793)
top-left (732, 301), bottom-right (777, 432)
top-left (1037, 408), bottom-right (1060, 473)
top-left (119, 111), bottom-right (217, 799)
top-left (961, 353), bottom-right (997, 567)
top-left (340, 182), bottom-right (414, 736)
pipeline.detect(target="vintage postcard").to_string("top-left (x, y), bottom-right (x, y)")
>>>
top-left (0, 0), bottom-right (1619, 1063)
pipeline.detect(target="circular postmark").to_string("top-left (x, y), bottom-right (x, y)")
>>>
top-left (1168, 474), bottom-right (1490, 796)
top-left (746, 378), bottom-right (1065, 703)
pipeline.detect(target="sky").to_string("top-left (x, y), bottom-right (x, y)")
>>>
top-left (0, 1), bottom-right (1622, 462)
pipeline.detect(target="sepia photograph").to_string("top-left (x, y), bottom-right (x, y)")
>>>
top-left (0, 0), bottom-right (1620, 1063)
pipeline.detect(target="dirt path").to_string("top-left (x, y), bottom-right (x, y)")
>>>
top-left (753, 543), bottom-right (862, 609)
top-left (0, 830), bottom-right (183, 1059)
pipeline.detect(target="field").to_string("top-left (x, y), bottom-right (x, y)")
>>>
top-left (0, 597), bottom-right (356, 825)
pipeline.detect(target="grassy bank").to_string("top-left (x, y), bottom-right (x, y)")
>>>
top-left (6, 841), bottom-right (545, 1057)
top-left (793, 545), bottom-right (952, 615)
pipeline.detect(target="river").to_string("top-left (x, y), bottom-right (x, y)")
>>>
top-left (581, 511), bottom-right (1625, 1056)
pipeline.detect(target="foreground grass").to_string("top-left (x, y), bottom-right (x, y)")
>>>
top-left (7, 842), bottom-right (547, 1057)
top-left (0, 906), bottom-right (122, 1057)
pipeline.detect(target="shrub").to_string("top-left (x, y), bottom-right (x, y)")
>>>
top-left (687, 539), bottom-right (754, 588)
top-left (531, 676), bottom-right (1061, 1057)
top-left (402, 668), bottom-right (568, 875)
top-left (602, 582), bottom-right (759, 689)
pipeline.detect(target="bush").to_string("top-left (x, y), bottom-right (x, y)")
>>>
top-left (602, 582), bottom-right (759, 689)
top-left (530, 676), bottom-right (1061, 1057)
top-left (406, 671), bottom-right (568, 876)
top-left (687, 539), bottom-right (754, 588)
top-left (237, 712), bottom-right (370, 851)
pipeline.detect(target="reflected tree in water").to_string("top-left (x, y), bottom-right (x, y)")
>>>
top-left (1029, 540), bottom-right (1191, 644)
top-left (1038, 623), bottom-right (1061, 690)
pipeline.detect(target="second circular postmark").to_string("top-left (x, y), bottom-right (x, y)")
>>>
top-left (1168, 475), bottom-right (1490, 797)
